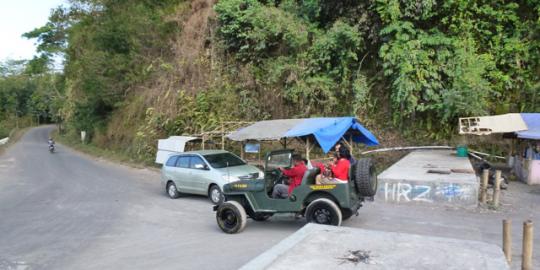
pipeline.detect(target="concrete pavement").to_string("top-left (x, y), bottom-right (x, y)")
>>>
top-left (241, 224), bottom-right (509, 269)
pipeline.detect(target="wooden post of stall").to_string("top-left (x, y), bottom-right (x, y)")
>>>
top-left (348, 136), bottom-right (354, 156)
top-left (522, 220), bottom-right (533, 270)
top-left (258, 144), bottom-right (261, 167)
top-left (240, 142), bottom-right (244, 159)
top-left (201, 128), bottom-right (205, 150)
top-left (493, 170), bottom-right (502, 208)
top-left (480, 169), bottom-right (489, 203)
top-left (306, 137), bottom-right (310, 160)
top-left (503, 219), bottom-right (512, 263)
top-left (221, 121), bottom-right (225, 150)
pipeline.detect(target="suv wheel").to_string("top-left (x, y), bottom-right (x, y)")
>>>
top-left (166, 182), bottom-right (180, 199)
top-left (355, 158), bottom-right (377, 197)
top-left (216, 201), bottom-right (247, 234)
top-left (209, 185), bottom-right (224, 205)
top-left (305, 198), bottom-right (342, 226)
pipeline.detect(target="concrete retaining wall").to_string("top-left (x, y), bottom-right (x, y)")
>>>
top-left (0, 138), bottom-right (8, 145)
top-left (376, 150), bottom-right (479, 207)
top-left (379, 179), bottom-right (478, 205)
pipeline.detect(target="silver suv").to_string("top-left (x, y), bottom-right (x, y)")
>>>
top-left (161, 150), bottom-right (263, 204)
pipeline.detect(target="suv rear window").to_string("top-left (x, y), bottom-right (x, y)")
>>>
top-left (203, 153), bottom-right (245, 168)
top-left (165, 155), bottom-right (178, 167)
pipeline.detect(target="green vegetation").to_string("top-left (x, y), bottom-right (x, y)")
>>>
top-left (6, 0), bottom-right (539, 162)
top-left (0, 58), bottom-right (63, 137)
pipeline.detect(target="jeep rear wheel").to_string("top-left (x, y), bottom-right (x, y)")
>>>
top-left (216, 201), bottom-right (247, 234)
top-left (305, 198), bottom-right (342, 226)
top-left (354, 158), bottom-right (377, 197)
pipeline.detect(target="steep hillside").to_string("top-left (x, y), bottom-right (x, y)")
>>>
top-left (20, 0), bottom-right (540, 162)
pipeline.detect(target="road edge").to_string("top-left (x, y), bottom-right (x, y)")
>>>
top-left (0, 127), bottom-right (30, 156)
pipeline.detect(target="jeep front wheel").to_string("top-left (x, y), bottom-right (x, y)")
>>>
top-left (216, 201), bottom-right (247, 234)
top-left (305, 198), bottom-right (342, 226)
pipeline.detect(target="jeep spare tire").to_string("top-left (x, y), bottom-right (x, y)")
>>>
top-left (354, 158), bottom-right (377, 197)
top-left (216, 201), bottom-right (247, 234)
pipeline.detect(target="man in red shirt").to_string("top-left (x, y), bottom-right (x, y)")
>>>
top-left (272, 154), bottom-right (307, 199)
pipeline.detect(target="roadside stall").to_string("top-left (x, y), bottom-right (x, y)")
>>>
top-left (227, 117), bottom-right (379, 159)
top-left (511, 113), bottom-right (540, 185)
top-left (459, 113), bottom-right (540, 185)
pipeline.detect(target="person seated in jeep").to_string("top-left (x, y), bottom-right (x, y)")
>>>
top-left (335, 142), bottom-right (355, 165)
top-left (316, 147), bottom-right (351, 184)
top-left (272, 154), bottom-right (307, 199)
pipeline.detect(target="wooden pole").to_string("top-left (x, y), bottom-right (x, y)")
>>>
top-left (306, 137), bottom-right (310, 160)
top-left (503, 219), bottom-right (512, 263)
top-left (522, 220), bottom-right (533, 270)
top-left (221, 121), bottom-right (225, 150)
top-left (349, 136), bottom-right (354, 156)
top-left (201, 128), bottom-right (205, 150)
top-left (480, 169), bottom-right (489, 203)
top-left (493, 170), bottom-right (502, 207)
top-left (240, 142), bottom-right (244, 159)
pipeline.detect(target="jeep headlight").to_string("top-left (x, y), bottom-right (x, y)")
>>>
top-left (258, 171), bottom-right (265, 179)
top-left (222, 175), bottom-right (239, 182)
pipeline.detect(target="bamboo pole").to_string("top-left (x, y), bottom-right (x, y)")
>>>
top-left (522, 220), bottom-right (533, 270)
top-left (349, 136), bottom-right (353, 156)
top-left (480, 169), bottom-right (489, 203)
top-left (493, 170), bottom-right (502, 207)
top-left (240, 142), bottom-right (244, 159)
top-left (503, 219), bottom-right (512, 263)
top-left (201, 127), bottom-right (205, 150)
top-left (306, 137), bottom-right (310, 160)
top-left (221, 121), bottom-right (225, 150)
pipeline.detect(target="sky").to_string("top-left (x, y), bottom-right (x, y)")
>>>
top-left (0, 0), bottom-right (66, 62)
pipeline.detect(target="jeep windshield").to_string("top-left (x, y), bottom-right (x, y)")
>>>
top-left (204, 153), bottom-right (246, 168)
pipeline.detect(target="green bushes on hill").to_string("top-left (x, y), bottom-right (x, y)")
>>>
top-left (11, 0), bottom-right (540, 162)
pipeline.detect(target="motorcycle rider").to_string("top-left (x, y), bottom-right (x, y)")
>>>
top-left (48, 137), bottom-right (55, 152)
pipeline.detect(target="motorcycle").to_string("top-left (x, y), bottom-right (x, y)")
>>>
top-left (49, 143), bottom-right (55, 153)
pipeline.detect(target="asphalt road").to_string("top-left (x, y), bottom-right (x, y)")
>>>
top-left (0, 126), bottom-right (538, 269)
top-left (0, 126), bottom-right (303, 270)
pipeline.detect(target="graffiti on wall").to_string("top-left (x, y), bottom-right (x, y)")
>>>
top-left (382, 182), bottom-right (476, 203)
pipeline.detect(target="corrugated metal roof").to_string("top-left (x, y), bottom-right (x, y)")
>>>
top-left (227, 117), bottom-right (379, 153)
top-left (459, 113), bottom-right (528, 135)
top-left (227, 118), bottom-right (306, 141)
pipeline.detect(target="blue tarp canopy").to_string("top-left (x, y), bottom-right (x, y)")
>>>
top-left (227, 117), bottom-right (379, 153)
top-left (516, 113), bottom-right (540, 140)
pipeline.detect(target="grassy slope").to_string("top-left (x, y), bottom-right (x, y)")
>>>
top-left (54, 130), bottom-right (158, 169)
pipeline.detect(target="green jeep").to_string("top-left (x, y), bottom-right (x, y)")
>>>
top-left (214, 149), bottom-right (377, 233)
